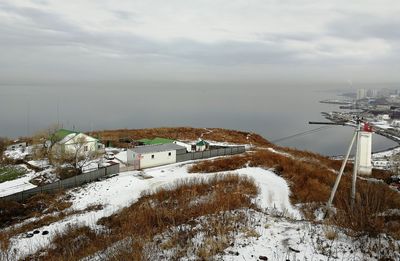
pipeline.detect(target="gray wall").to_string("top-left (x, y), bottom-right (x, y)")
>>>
top-left (0, 163), bottom-right (120, 202)
top-left (176, 146), bottom-right (245, 162)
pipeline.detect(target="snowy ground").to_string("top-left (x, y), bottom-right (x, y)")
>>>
top-left (145, 208), bottom-right (398, 261)
top-left (27, 159), bottom-right (50, 169)
top-left (5, 160), bottom-right (300, 259)
top-left (0, 167), bottom-right (60, 197)
top-left (219, 210), bottom-right (398, 261)
top-left (4, 147), bottom-right (31, 160)
top-left (3, 153), bottom-right (399, 260)
top-left (0, 167), bottom-right (36, 197)
top-left (373, 146), bottom-right (400, 159)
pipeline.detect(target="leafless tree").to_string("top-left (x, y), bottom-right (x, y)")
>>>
top-left (58, 136), bottom-right (101, 174)
top-left (31, 124), bottom-right (61, 163)
top-left (0, 137), bottom-right (10, 163)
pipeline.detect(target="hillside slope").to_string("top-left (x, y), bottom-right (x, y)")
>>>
top-left (1, 127), bottom-right (400, 260)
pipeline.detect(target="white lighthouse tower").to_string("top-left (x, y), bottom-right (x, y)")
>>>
top-left (357, 123), bottom-right (372, 175)
top-left (325, 119), bottom-right (374, 210)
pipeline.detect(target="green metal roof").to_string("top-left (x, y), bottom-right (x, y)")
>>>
top-left (196, 140), bottom-right (208, 146)
top-left (52, 129), bottom-right (78, 141)
top-left (139, 137), bottom-right (175, 145)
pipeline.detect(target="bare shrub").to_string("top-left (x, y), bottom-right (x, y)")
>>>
top-left (331, 183), bottom-right (398, 238)
top-left (0, 137), bottom-right (10, 163)
top-left (90, 127), bottom-right (272, 148)
top-left (28, 225), bottom-right (105, 261)
top-left (188, 146), bottom-right (400, 238)
top-left (34, 174), bottom-right (259, 260)
top-left (188, 154), bottom-right (248, 173)
top-left (0, 192), bottom-right (69, 229)
top-left (323, 225), bottom-right (338, 240)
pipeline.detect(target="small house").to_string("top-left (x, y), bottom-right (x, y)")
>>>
top-left (126, 143), bottom-right (186, 169)
top-left (196, 140), bottom-right (209, 152)
top-left (51, 129), bottom-right (104, 155)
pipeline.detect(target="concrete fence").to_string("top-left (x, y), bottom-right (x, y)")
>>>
top-left (176, 146), bottom-right (246, 162)
top-left (1, 163), bottom-right (120, 202)
top-left (1, 146), bottom-right (244, 202)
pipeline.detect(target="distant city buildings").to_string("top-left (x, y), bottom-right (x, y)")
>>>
top-left (357, 88), bottom-right (367, 100)
top-left (356, 88), bottom-right (400, 100)
top-left (367, 89), bottom-right (378, 98)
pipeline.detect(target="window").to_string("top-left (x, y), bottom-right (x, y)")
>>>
top-left (151, 154), bottom-right (155, 159)
top-left (84, 146), bottom-right (88, 152)
top-left (168, 152), bottom-right (172, 156)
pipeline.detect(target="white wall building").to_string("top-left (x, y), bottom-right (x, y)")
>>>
top-left (127, 143), bottom-right (186, 169)
top-left (195, 140), bottom-right (209, 151)
top-left (52, 129), bottom-right (103, 155)
top-left (377, 114), bottom-right (390, 121)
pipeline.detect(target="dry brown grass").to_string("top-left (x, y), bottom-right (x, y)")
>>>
top-left (27, 225), bottom-right (106, 261)
top-left (323, 226), bottom-right (338, 241)
top-left (188, 149), bottom-right (337, 203)
top-left (145, 209), bottom-right (256, 260)
top-left (34, 174), bottom-right (259, 260)
top-left (371, 168), bottom-right (393, 183)
top-left (330, 183), bottom-right (400, 238)
top-left (89, 127), bottom-right (271, 147)
top-left (1, 201), bottom-right (103, 244)
top-left (188, 147), bottom-right (400, 237)
top-left (0, 192), bottom-right (75, 250)
top-left (188, 154), bottom-right (249, 173)
top-left (0, 192), bottom-right (70, 228)
top-left (0, 204), bottom-right (105, 248)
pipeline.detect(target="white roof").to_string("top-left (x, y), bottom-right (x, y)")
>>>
top-left (59, 133), bottom-right (78, 144)
top-left (129, 143), bottom-right (186, 154)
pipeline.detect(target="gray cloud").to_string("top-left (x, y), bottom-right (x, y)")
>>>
top-left (0, 2), bottom-right (304, 66)
top-left (326, 12), bottom-right (400, 40)
top-left (0, 1), bottom-right (399, 84)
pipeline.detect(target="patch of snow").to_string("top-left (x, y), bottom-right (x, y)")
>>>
top-left (114, 151), bottom-right (127, 164)
top-left (0, 170), bottom-right (36, 197)
top-left (220, 210), bottom-right (399, 261)
top-left (4, 148), bottom-right (30, 160)
top-left (6, 162), bottom-right (300, 259)
top-left (267, 147), bottom-right (292, 158)
top-left (27, 159), bottom-right (50, 169)
top-left (373, 146), bottom-right (400, 158)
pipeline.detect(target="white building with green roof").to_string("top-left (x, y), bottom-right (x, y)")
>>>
top-left (196, 140), bottom-right (209, 152)
top-left (52, 129), bottom-right (104, 155)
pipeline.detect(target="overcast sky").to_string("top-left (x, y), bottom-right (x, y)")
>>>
top-left (1, 0), bottom-right (399, 85)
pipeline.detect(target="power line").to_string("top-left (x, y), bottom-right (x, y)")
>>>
top-left (271, 125), bottom-right (335, 143)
